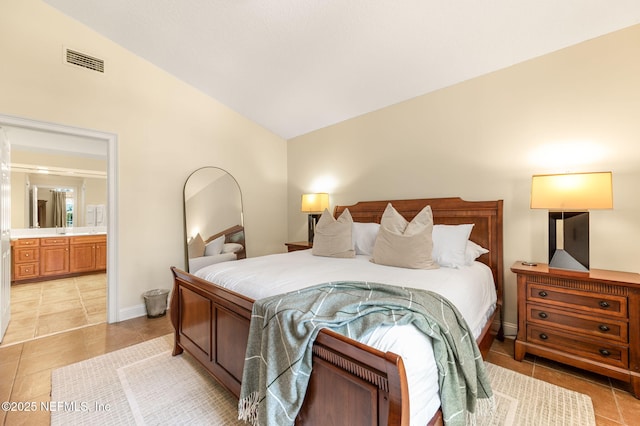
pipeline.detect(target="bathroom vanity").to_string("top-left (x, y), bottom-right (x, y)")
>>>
top-left (11, 232), bottom-right (106, 283)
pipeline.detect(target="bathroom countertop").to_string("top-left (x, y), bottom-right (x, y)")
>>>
top-left (10, 228), bottom-right (107, 239)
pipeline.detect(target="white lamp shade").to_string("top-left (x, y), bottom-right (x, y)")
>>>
top-left (301, 193), bottom-right (329, 213)
top-left (531, 172), bottom-right (613, 211)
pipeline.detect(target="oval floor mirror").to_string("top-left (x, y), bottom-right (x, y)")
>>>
top-left (183, 167), bottom-right (245, 273)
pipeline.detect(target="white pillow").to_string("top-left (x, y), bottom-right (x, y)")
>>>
top-left (432, 224), bottom-right (474, 268)
top-left (222, 242), bottom-right (244, 254)
top-left (312, 208), bottom-right (355, 258)
top-left (204, 235), bottom-right (226, 256)
top-left (465, 240), bottom-right (489, 265)
top-left (352, 222), bottom-right (380, 256)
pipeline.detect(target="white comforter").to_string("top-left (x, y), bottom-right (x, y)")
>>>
top-left (195, 250), bottom-right (497, 424)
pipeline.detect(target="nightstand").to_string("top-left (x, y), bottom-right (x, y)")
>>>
top-left (285, 241), bottom-right (313, 252)
top-left (511, 261), bottom-right (640, 398)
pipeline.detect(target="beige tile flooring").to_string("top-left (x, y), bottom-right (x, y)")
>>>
top-left (0, 315), bottom-right (174, 426)
top-left (1, 274), bottom-right (107, 347)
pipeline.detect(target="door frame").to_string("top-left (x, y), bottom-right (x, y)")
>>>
top-left (1, 127), bottom-right (10, 341)
top-left (0, 114), bottom-right (118, 323)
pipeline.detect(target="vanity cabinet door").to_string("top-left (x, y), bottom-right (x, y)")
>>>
top-left (69, 242), bottom-right (95, 272)
top-left (95, 240), bottom-right (107, 270)
top-left (40, 238), bottom-right (69, 276)
top-left (70, 235), bottom-right (107, 273)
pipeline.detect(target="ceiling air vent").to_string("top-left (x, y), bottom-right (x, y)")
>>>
top-left (65, 48), bottom-right (104, 73)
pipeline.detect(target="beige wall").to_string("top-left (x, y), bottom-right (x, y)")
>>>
top-left (1, 0), bottom-right (288, 316)
top-left (288, 25), bottom-right (640, 333)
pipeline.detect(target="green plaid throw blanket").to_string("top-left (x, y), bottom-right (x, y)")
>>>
top-left (238, 281), bottom-right (493, 426)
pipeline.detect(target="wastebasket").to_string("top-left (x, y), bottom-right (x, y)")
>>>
top-left (143, 289), bottom-right (169, 318)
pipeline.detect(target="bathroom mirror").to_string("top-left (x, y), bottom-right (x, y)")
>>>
top-left (8, 125), bottom-right (108, 231)
top-left (183, 167), bottom-right (245, 273)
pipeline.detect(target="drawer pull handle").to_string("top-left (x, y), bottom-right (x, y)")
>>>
top-left (25, 253), bottom-right (29, 257)
top-left (538, 312), bottom-right (548, 319)
top-left (538, 291), bottom-right (548, 297)
top-left (599, 349), bottom-right (611, 357)
top-left (598, 325), bottom-right (610, 332)
top-left (599, 301), bottom-right (610, 308)
top-left (539, 333), bottom-right (548, 340)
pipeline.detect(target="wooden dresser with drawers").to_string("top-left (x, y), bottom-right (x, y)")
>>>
top-left (512, 261), bottom-right (640, 398)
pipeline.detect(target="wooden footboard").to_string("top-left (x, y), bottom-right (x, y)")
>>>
top-left (171, 267), bottom-right (410, 425)
top-left (170, 267), bottom-right (253, 397)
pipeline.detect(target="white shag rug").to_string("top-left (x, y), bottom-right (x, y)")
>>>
top-left (51, 335), bottom-right (595, 425)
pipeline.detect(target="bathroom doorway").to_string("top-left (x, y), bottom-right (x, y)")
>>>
top-left (0, 114), bottom-right (117, 345)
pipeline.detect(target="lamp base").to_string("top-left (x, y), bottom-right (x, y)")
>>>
top-left (307, 214), bottom-right (320, 243)
top-left (549, 249), bottom-right (589, 272)
top-left (548, 211), bottom-right (590, 272)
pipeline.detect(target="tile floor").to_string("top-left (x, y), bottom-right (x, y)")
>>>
top-left (0, 314), bottom-right (174, 425)
top-left (1, 274), bottom-right (107, 347)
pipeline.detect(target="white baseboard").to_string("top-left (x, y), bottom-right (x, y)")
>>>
top-left (117, 304), bottom-right (171, 322)
top-left (118, 304), bottom-right (147, 322)
top-left (501, 320), bottom-right (518, 339)
top-left (492, 318), bottom-right (517, 339)
top-left (117, 290), bottom-right (173, 323)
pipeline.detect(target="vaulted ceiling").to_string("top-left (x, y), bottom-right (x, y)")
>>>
top-left (44, 0), bottom-right (640, 139)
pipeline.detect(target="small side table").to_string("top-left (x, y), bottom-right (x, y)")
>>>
top-left (285, 241), bottom-right (313, 252)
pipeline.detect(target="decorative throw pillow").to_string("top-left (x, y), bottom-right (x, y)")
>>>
top-left (372, 203), bottom-right (438, 269)
top-left (204, 235), bottom-right (226, 256)
top-left (312, 208), bottom-right (355, 258)
top-left (432, 224), bottom-right (474, 268)
top-left (187, 233), bottom-right (206, 259)
top-left (352, 222), bottom-right (380, 256)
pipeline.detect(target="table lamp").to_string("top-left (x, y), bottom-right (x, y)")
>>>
top-left (530, 171), bottom-right (613, 272)
top-left (301, 193), bottom-right (329, 243)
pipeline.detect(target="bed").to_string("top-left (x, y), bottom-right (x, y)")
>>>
top-left (186, 224), bottom-right (246, 272)
top-left (170, 197), bottom-right (504, 425)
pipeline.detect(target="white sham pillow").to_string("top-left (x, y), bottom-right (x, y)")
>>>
top-left (204, 235), bottom-right (226, 256)
top-left (222, 243), bottom-right (244, 254)
top-left (465, 240), bottom-right (489, 265)
top-left (352, 222), bottom-right (380, 256)
top-left (432, 224), bottom-right (474, 268)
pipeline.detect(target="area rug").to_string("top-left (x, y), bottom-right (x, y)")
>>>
top-left (51, 335), bottom-right (596, 425)
top-left (479, 363), bottom-right (595, 426)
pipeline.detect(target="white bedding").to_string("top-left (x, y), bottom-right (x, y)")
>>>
top-left (188, 252), bottom-right (237, 272)
top-left (195, 250), bottom-right (497, 425)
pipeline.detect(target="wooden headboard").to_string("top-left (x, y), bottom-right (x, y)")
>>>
top-left (334, 197), bottom-right (504, 303)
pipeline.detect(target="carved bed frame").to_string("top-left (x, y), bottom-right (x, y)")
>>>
top-left (170, 197), bottom-right (504, 425)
